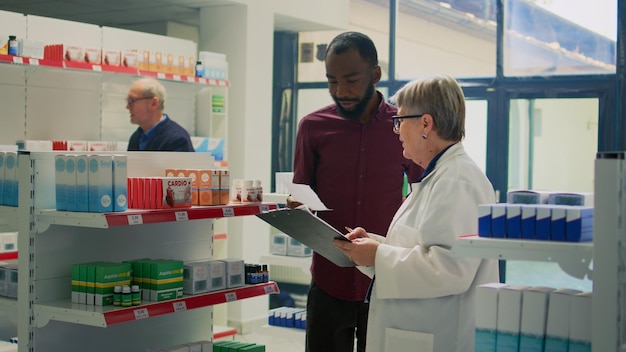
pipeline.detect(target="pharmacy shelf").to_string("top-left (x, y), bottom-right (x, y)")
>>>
top-left (452, 234), bottom-right (593, 279)
top-left (34, 203), bottom-right (277, 231)
top-left (0, 54), bottom-right (229, 86)
top-left (33, 282), bottom-right (279, 328)
top-left (0, 252), bottom-right (17, 261)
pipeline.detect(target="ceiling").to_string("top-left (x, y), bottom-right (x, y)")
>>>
top-left (0, 0), bottom-right (250, 29)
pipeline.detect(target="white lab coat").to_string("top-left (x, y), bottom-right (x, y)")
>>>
top-left (363, 143), bottom-right (499, 352)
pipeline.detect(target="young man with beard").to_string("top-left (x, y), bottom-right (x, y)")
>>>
top-left (291, 31), bottom-right (423, 352)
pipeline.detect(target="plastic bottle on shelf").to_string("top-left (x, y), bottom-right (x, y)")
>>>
top-left (195, 61), bottom-right (204, 77)
top-left (230, 179), bottom-right (242, 204)
top-left (253, 180), bottom-right (263, 203)
top-left (241, 179), bottom-right (257, 204)
top-left (113, 285), bottom-right (122, 306)
top-left (7, 35), bottom-right (18, 56)
top-left (121, 285), bottom-right (132, 307)
top-left (131, 285), bottom-right (141, 306)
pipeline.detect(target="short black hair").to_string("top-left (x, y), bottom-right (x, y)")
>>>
top-left (325, 31), bottom-right (378, 67)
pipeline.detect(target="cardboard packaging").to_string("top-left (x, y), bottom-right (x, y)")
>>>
top-left (520, 286), bottom-right (555, 351)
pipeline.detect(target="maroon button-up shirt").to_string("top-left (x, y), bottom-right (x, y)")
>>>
top-left (293, 92), bottom-right (423, 301)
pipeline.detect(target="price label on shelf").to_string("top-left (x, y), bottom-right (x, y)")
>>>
top-left (259, 205), bottom-right (270, 212)
top-left (127, 214), bottom-right (143, 225)
top-left (175, 211), bottom-right (189, 221)
top-left (157, 72), bottom-right (166, 79)
top-left (173, 301), bottom-right (187, 312)
top-left (222, 208), bottom-right (235, 217)
top-left (225, 292), bottom-right (238, 302)
top-left (264, 285), bottom-right (276, 294)
top-left (29, 58), bottom-right (39, 66)
top-left (12, 56), bottom-right (23, 64)
top-left (186, 76), bottom-right (195, 83)
top-left (92, 65), bottom-right (102, 72)
top-left (133, 308), bottom-right (149, 320)
top-left (173, 74), bottom-right (181, 81)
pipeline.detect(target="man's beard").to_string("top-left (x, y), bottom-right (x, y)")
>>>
top-left (333, 83), bottom-right (375, 121)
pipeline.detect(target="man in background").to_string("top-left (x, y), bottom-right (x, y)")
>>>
top-left (126, 77), bottom-right (194, 151)
top-left (291, 31), bottom-right (423, 352)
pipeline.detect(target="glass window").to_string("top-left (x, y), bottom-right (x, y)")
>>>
top-left (504, 0), bottom-right (616, 76)
top-left (464, 99), bottom-right (488, 173)
top-left (396, 0), bottom-right (496, 79)
top-left (508, 98), bottom-right (597, 192)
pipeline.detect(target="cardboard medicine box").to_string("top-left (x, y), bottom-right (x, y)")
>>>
top-left (183, 261), bottom-right (209, 295)
top-left (160, 176), bottom-right (192, 209)
top-left (88, 155), bottom-right (113, 212)
top-left (220, 258), bottom-right (244, 288)
top-left (149, 259), bottom-right (184, 302)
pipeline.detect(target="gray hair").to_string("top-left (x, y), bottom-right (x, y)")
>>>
top-left (136, 77), bottom-right (166, 111)
top-left (391, 75), bottom-right (465, 142)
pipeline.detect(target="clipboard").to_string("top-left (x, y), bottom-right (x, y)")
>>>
top-left (256, 208), bottom-right (355, 267)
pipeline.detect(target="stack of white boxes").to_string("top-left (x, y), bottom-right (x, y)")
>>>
top-left (475, 284), bottom-right (591, 352)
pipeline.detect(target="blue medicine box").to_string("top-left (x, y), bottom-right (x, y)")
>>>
top-left (478, 204), bottom-right (492, 237)
top-left (550, 206), bottom-right (568, 241)
top-left (491, 204), bottom-right (507, 238)
top-left (520, 205), bottom-right (536, 240)
top-left (535, 205), bottom-right (552, 240)
top-left (506, 204), bottom-right (521, 239)
top-left (565, 207), bottom-right (594, 242)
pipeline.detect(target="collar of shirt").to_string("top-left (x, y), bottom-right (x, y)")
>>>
top-left (139, 114), bottom-right (168, 150)
top-left (417, 142), bottom-right (457, 182)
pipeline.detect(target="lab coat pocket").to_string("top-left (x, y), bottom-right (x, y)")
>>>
top-left (383, 327), bottom-right (434, 352)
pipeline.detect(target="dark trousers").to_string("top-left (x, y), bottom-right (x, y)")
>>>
top-left (305, 281), bottom-right (369, 352)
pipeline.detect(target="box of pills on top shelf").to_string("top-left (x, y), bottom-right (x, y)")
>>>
top-left (548, 192), bottom-right (593, 207)
top-left (122, 50), bottom-right (138, 68)
top-left (550, 205), bottom-right (569, 241)
top-left (64, 155), bottom-right (77, 212)
top-left (0, 232), bottom-right (17, 253)
top-left (161, 177), bottom-right (192, 209)
top-left (477, 204), bottom-right (491, 237)
top-left (287, 237), bottom-right (312, 257)
top-left (271, 233), bottom-right (288, 256)
top-left (220, 258), bottom-right (244, 288)
top-left (496, 286), bottom-right (530, 352)
top-left (83, 48), bottom-right (101, 64)
top-left (520, 204), bottom-right (536, 239)
top-left (112, 155), bottom-right (127, 212)
top-left (535, 205), bottom-right (552, 240)
top-left (207, 260), bottom-right (226, 291)
top-left (183, 261), bottom-right (209, 295)
top-left (148, 259), bottom-right (184, 302)
top-left (507, 190), bottom-right (551, 204)
top-left (490, 203), bottom-right (507, 238)
top-left (520, 286), bottom-right (555, 352)
top-left (220, 170), bottom-right (230, 205)
top-left (568, 292), bottom-right (592, 352)
top-left (545, 288), bottom-right (582, 351)
top-left (54, 154), bottom-right (68, 211)
top-left (565, 206), bottom-right (594, 242)
top-left (506, 204), bottom-right (521, 239)
top-left (67, 140), bottom-right (87, 152)
top-left (75, 155), bottom-right (89, 212)
top-left (88, 155), bottom-right (113, 212)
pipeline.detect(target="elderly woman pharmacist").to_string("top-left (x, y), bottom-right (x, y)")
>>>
top-left (334, 74), bottom-right (499, 352)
